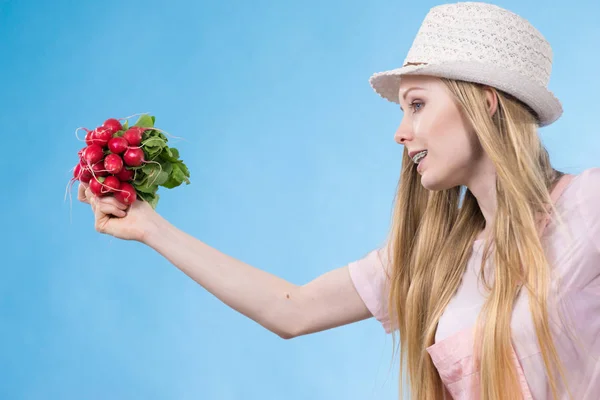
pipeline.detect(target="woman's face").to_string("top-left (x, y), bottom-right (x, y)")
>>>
top-left (394, 75), bottom-right (490, 191)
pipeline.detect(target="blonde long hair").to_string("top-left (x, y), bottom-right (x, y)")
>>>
top-left (386, 78), bottom-right (570, 399)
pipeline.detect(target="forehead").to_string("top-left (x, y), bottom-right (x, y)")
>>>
top-left (397, 75), bottom-right (440, 96)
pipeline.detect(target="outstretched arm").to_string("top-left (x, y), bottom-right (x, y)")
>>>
top-left (143, 218), bottom-right (373, 339)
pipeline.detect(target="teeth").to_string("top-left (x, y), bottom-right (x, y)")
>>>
top-left (412, 150), bottom-right (428, 164)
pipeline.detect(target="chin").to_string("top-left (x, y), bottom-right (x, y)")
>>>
top-left (420, 171), bottom-right (454, 192)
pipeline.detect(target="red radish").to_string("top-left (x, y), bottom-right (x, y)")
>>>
top-left (92, 127), bottom-right (112, 147)
top-left (70, 114), bottom-right (183, 211)
top-left (108, 137), bottom-right (128, 154)
top-left (114, 182), bottom-right (137, 205)
top-left (83, 144), bottom-right (104, 165)
top-left (103, 118), bottom-right (122, 134)
top-left (73, 163), bottom-right (83, 180)
top-left (123, 147), bottom-right (145, 166)
top-left (116, 167), bottom-right (134, 182)
top-left (102, 176), bottom-right (121, 194)
top-left (89, 177), bottom-right (106, 196)
top-left (85, 131), bottom-right (94, 146)
top-left (90, 161), bottom-right (109, 177)
top-left (123, 127), bottom-right (145, 146)
top-left (104, 154), bottom-right (124, 174)
top-left (74, 163), bottom-right (93, 183)
top-left (73, 163), bottom-right (83, 179)
top-left (80, 170), bottom-right (93, 183)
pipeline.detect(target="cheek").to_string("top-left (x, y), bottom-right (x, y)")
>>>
top-left (434, 136), bottom-right (478, 174)
top-left (444, 135), bottom-right (474, 161)
top-left (413, 114), bottom-right (425, 135)
top-left (425, 110), bottom-right (477, 165)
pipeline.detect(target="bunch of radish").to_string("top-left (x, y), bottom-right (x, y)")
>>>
top-left (71, 114), bottom-right (190, 209)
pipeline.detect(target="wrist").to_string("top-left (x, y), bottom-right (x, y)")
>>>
top-left (141, 213), bottom-right (169, 247)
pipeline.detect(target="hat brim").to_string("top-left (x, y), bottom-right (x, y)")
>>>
top-left (369, 61), bottom-right (562, 127)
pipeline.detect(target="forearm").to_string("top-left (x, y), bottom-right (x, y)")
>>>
top-left (142, 216), bottom-right (302, 338)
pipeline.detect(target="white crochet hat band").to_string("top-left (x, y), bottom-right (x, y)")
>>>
top-left (369, 2), bottom-right (563, 126)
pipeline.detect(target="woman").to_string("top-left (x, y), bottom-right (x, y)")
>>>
top-left (78, 2), bottom-right (600, 399)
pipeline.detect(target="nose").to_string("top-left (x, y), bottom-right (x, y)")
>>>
top-left (394, 116), bottom-right (413, 145)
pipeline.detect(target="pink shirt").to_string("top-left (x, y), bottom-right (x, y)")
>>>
top-left (348, 167), bottom-right (600, 399)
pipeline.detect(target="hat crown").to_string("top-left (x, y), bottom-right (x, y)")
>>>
top-left (404, 2), bottom-right (553, 87)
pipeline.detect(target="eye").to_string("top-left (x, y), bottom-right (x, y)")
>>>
top-left (409, 100), bottom-right (424, 113)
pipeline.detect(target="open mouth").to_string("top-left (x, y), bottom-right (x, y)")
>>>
top-left (412, 150), bottom-right (428, 164)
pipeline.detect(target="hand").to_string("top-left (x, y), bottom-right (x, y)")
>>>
top-left (78, 182), bottom-right (161, 242)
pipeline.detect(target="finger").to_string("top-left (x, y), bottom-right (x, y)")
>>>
top-left (89, 194), bottom-right (98, 213)
top-left (78, 183), bottom-right (90, 203)
top-left (96, 201), bottom-right (127, 218)
top-left (97, 195), bottom-right (129, 211)
top-left (85, 188), bottom-right (95, 205)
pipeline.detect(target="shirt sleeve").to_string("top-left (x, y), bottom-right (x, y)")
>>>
top-left (578, 167), bottom-right (600, 254)
top-left (347, 244), bottom-right (393, 333)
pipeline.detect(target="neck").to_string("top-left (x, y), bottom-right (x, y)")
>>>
top-left (465, 157), bottom-right (498, 240)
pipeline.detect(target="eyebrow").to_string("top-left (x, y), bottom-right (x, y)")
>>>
top-left (398, 86), bottom-right (425, 111)
top-left (399, 86), bottom-right (425, 100)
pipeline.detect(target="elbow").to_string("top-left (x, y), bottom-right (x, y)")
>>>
top-left (271, 318), bottom-right (305, 340)
top-left (277, 331), bottom-right (296, 340)
top-left (269, 290), bottom-right (305, 340)
top-left (273, 322), bottom-right (302, 340)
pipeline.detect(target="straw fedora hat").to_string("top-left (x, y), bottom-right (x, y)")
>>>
top-left (369, 2), bottom-right (562, 126)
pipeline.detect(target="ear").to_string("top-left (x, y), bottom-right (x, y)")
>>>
top-left (483, 86), bottom-right (498, 118)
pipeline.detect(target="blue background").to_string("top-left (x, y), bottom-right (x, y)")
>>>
top-left (1, 0), bottom-right (598, 398)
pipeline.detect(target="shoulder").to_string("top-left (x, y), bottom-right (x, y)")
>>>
top-left (563, 167), bottom-right (600, 214)
top-left (574, 167), bottom-right (600, 199)
top-left (565, 167), bottom-right (600, 252)
top-left (557, 167), bottom-right (600, 205)
top-left (541, 168), bottom-right (600, 290)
